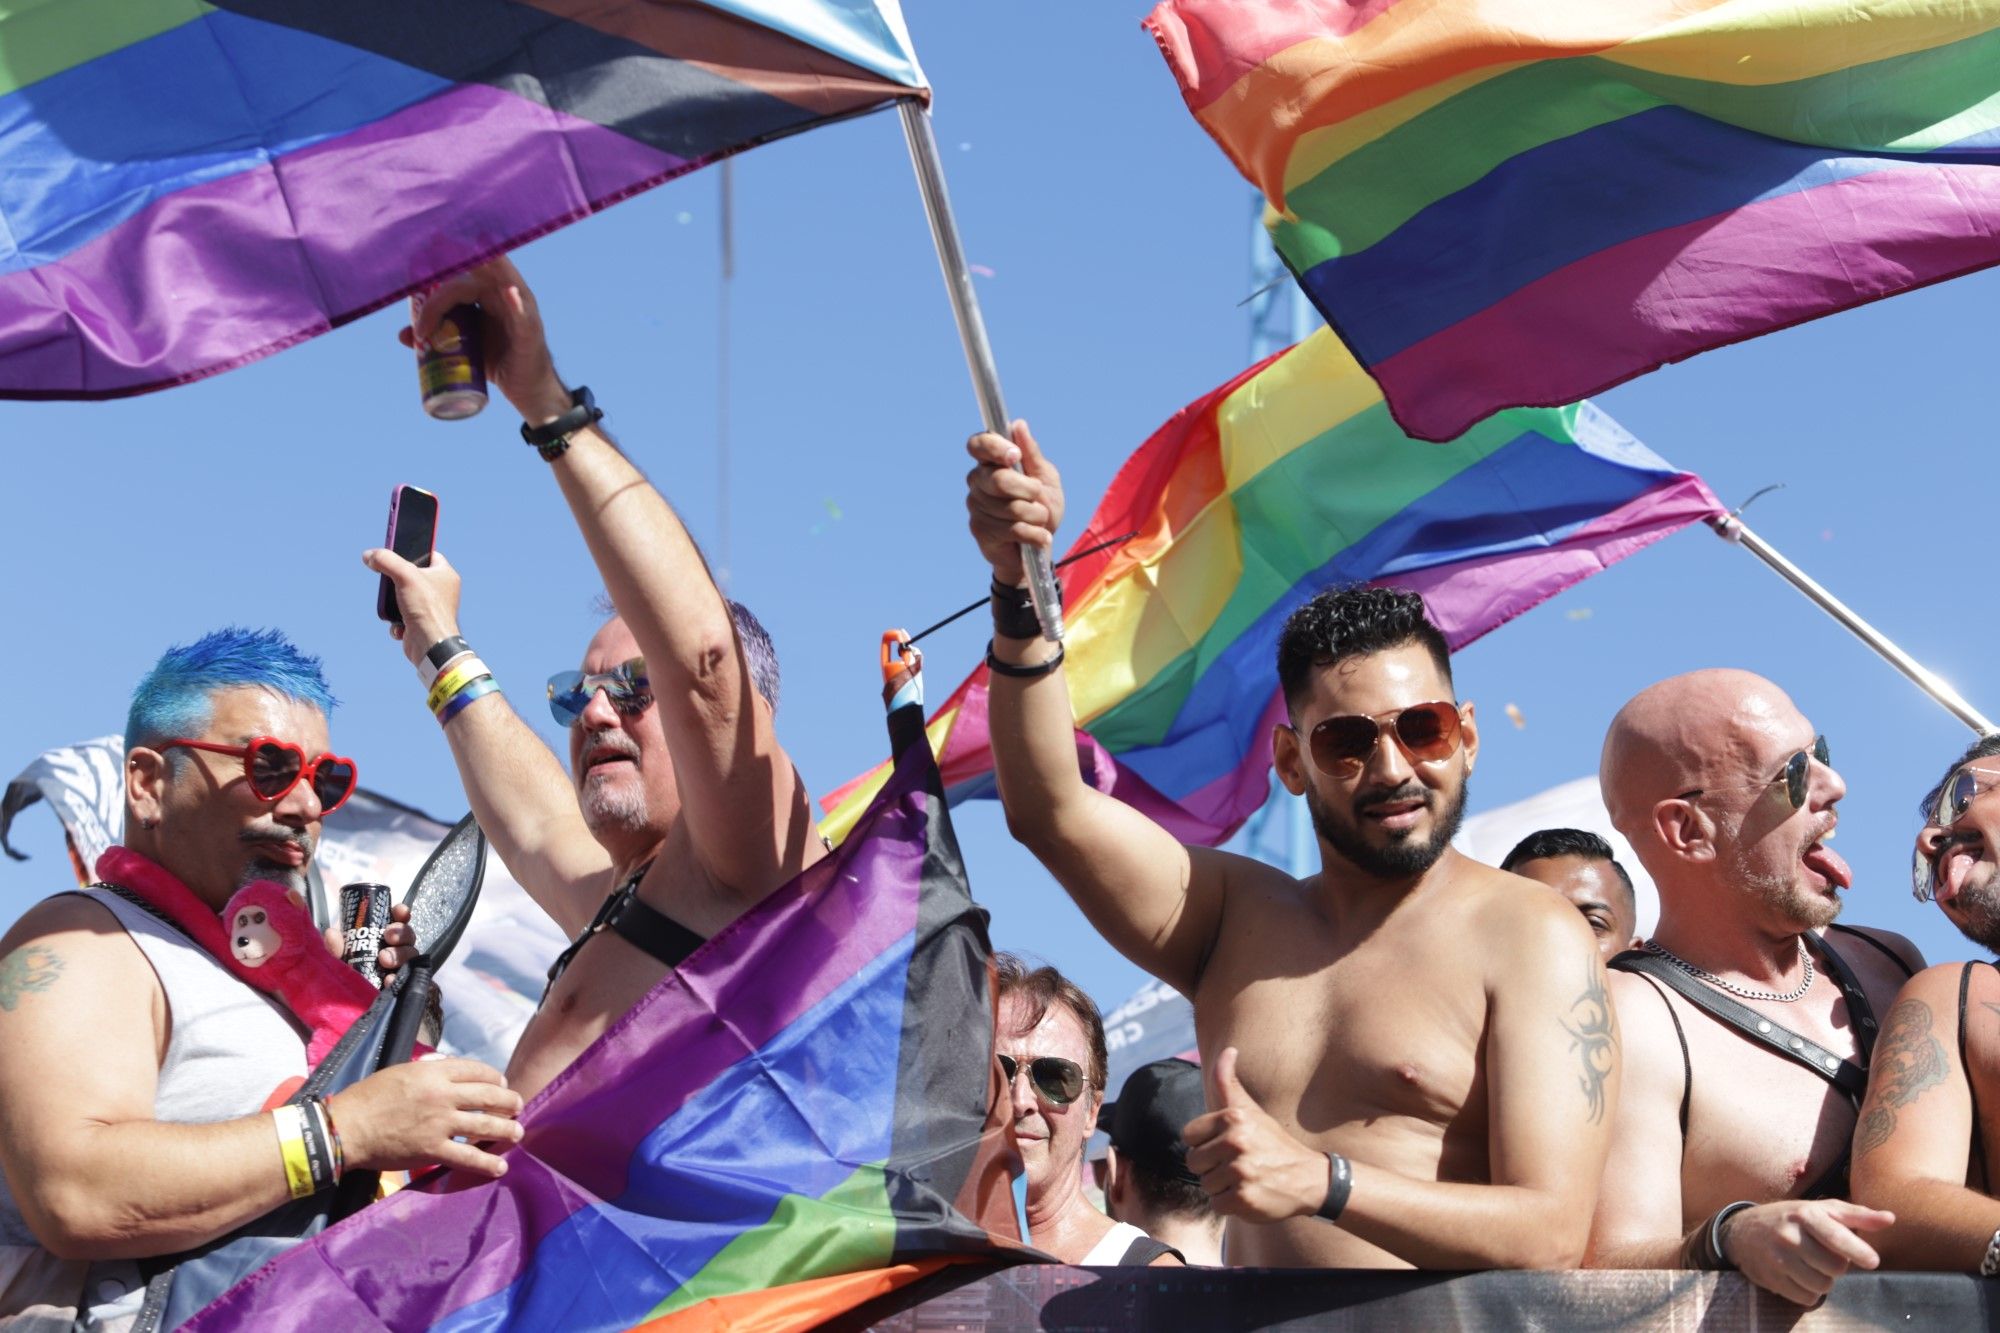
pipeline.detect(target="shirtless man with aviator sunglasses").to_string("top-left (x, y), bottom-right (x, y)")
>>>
top-left (963, 425), bottom-right (1618, 1269)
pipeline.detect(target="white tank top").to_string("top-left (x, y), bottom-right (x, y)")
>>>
top-left (0, 889), bottom-right (309, 1326)
top-left (1078, 1220), bottom-right (1153, 1266)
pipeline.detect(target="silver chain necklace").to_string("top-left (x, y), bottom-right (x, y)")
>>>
top-left (1644, 938), bottom-right (1815, 1003)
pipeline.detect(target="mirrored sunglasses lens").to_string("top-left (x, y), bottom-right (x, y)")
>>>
top-left (1951, 769), bottom-right (1980, 823)
top-left (1913, 845), bottom-right (1938, 902)
top-left (1032, 1057), bottom-right (1084, 1105)
top-left (1311, 717), bottom-right (1379, 773)
top-left (1813, 735), bottom-right (1831, 766)
top-left (248, 742), bottom-right (302, 799)
top-left (997, 1054), bottom-right (1017, 1083)
top-left (547, 672), bottom-right (586, 726)
top-left (1784, 750), bottom-right (1810, 809)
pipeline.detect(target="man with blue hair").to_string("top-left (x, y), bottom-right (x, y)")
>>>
top-left (366, 256), bottom-right (824, 1101)
top-left (0, 629), bottom-right (525, 1327)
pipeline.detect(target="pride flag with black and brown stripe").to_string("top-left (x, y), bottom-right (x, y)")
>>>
top-left (1147, 0), bottom-right (2000, 442)
top-left (0, 0), bottom-right (925, 398)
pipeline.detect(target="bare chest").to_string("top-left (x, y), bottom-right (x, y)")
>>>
top-left (1198, 914), bottom-right (1487, 1156)
top-left (1676, 996), bottom-right (1868, 1216)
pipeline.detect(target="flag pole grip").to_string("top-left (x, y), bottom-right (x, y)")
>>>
top-left (1710, 514), bottom-right (1994, 734)
top-left (898, 99), bottom-right (1064, 641)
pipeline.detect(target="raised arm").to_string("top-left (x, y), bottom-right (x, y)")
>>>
top-left (1184, 898), bottom-right (1617, 1268)
top-left (362, 548), bottom-right (612, 938)
top-left (1851, 964), bottom-right (2000, 1271)
top-left (967, 424), bottom-right (1223, 997)
top-left (410, 259), bottom-right (820, 904)
top-left (0, 899), bottom-right (520, 1258)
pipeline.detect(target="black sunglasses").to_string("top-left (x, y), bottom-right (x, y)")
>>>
top-left (998, 1053), bottom-right (1086, 1107)
top-left (1678, 735), bottom-right (1830, 811)
top-left (1913, 762), bottom-right (2000, 903)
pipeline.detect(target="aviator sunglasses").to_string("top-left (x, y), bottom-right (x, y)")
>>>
top-left (1677, 736), bottom-right (1829, 812)
top-left (157, 737), bottom-right (358, 814)
top-left (1298, 701), bottom-right (1464, 779)
top-left (547, 657), bottom-right (651, 728)
top-left (998, 1053), bottom-right (1087, 1107)
top-left (1912, 761), bottom-right (2000, 903)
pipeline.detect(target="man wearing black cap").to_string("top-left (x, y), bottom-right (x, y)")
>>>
top-left (1104, 1059), bottom-right (1225, 1266)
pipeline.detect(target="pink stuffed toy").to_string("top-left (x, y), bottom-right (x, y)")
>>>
top-left (222, 880), bottom-right (384, 1067)
top-left (95, 848), bottom-right (410, 1069)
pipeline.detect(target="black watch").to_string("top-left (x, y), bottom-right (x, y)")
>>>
top-left (521, 385), bottom-right (603, 461)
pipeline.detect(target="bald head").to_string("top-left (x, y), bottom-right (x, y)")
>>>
top-left (1599, 670), bottom-right (1802, 832)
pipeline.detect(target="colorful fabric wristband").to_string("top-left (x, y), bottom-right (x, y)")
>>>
top-left (426, 657), bottom-right (491, 713)
top-left (438, 675), bottom-right (501, 726)
top-left (272, 1105), bottom-right (316, 1200)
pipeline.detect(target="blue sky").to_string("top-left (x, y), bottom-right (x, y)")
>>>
top-left (4, 1), bottom-right (1997, 1013)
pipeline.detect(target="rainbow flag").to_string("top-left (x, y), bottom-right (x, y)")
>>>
top-left (822, 329), bottom-right (1721, 845)
top-left (181, 724), bottom-right (1022, 1333)
top-left (1146, 0), bottom-right (2000, 442)
top-left (0, 0), bottom-right (924, 398)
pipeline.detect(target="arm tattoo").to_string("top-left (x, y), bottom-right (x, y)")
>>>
top-left (0, 945), bottom-right (64, 1012)
top-left (1562, 965), bottom-right (1618, 1124)
top-left (1855, 996), bottom-right (1947, 1158)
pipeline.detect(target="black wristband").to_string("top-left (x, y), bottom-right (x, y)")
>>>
top-left (984, 641), bottom-right (1064, 679)
top-left (1701, 1200), bottom-right (1755, 1271)
top-left (423, 635), bottom-right (471, 670)
top-left (990, 579), bottom-right (1044, 641)
top-left (521, 385), bottom-right (602, 461)
top-left (1317, 1152), bottom-right (1353, 1223)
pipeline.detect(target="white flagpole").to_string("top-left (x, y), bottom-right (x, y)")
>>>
top-left (898, 99), bottom-right (1064, 641)
top-left (1710, 514), bottom-right (1994, 734)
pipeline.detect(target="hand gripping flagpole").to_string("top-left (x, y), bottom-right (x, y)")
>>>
top-left (1710, 513), bottom-right (1995, 735)
top-left (899, 99), bottom-right (1064, 641)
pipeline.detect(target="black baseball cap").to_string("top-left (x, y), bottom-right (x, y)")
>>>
top-left (1103, 1058), bottom-right (1204, 1185)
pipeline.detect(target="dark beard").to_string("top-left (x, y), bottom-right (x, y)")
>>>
top-left (1304, 775), bottom-right (1468, 881)
top-left (1953, 884), bottom-right (2000, 954)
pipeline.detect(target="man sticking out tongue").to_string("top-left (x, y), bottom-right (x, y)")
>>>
top-left (1588, 669), bottom-right (1922, 1306)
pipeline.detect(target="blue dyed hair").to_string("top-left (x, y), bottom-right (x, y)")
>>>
top-left (126, 628), bottom-right (337, 753)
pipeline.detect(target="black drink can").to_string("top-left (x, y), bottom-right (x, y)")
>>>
top-left (413, 295), bottom-right (488, 420)
top-left (340, 882), bottom-right (392, 985)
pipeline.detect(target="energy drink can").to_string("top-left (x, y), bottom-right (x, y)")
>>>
top-left (413, 294), bottom-right (487, 420)
top-left (340, 882), bottom-right (392, 985)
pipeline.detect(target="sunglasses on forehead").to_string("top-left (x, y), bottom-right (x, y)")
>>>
top-left (1912, 762), bottom-right (2000, 903)
top-left (1296, 701), bottom-right (1464, 779)
top-left (1677, 735), bottom-right (1830, 812)
top-left (157, 737), bottom-right (358, 814)
top-left (547, 657), bottom-right (651, 728)
top-left (998, 1053), bottom-right (1086, 1107)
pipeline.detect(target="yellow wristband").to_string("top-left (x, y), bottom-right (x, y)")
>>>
top-left (272, 1105), bottom-right (315, 1200)
top-left (426, 657), bottom-right (489, 713)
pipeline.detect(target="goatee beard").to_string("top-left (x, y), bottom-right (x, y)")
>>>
top-left (1305, 776), bottom-right (1467, 881)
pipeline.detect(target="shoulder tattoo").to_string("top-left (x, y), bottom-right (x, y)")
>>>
top-left (0, 944), bottom-right (64, 1012)
top-left (1855, 996), bottom-right (1947, 1158)
top-left (1562, 964), bottom-right (1618, 1125)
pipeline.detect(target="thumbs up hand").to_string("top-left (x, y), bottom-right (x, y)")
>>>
top-left (1181, 1046), bottom-right (1336, 1223)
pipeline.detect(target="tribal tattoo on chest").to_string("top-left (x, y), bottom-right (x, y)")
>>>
top-left (1856, 996), bottom-right (1947, 1158)
top-left (1563, 965), bottom-right (1618, 1124)
top-left (0, 944), bottom-right (64, 1012)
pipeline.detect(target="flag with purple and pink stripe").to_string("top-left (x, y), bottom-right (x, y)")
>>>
top-left (1148, 0), bottom-right (2000, 442)
top-left (0, 0), bottom-right (925, 398)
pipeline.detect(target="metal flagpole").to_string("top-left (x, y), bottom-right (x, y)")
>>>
top-left (716, 159), bottom-right (734, 587)
top-left (897, 99), bottom-right (1064, 641)
top-left (1710, 513), bottom-right (1995, 734)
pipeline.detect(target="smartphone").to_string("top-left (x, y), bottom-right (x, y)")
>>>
top-left (376, 484), bottom-right (439, 624)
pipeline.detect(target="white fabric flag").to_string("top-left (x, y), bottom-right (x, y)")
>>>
top-left (3, 737), bottom-right (566, 1070)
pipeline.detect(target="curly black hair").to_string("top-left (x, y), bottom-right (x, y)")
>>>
top-left (1274, 584), bottom-right (1452, 716)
